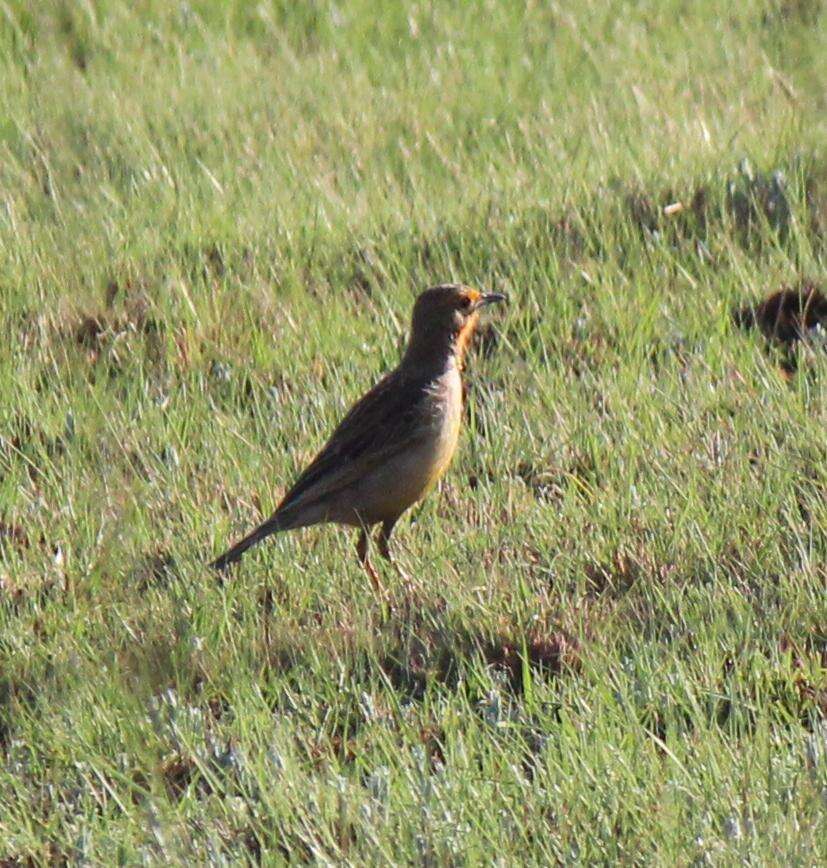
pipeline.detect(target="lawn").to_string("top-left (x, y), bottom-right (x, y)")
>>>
top-left (0, 0), bottom-right (825, 862)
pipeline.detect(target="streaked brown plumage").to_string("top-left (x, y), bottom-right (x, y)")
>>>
top-left (210, 284), bottom-right (505, 586)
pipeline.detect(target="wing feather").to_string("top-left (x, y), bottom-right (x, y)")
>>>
top-left (274, 369), bottom-right (432, 515)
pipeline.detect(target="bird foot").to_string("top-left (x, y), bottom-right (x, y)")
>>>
top-left (357, 529), bottom-right (387, 598)
top-left (363, 556), bottom-right (388, 599)
top-left (391, 560), bottom-right (416, 596)
top-left (377, 532), bottom-right (415, 595)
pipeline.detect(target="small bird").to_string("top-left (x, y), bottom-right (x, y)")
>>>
top-left (210, 284), bottom-right (506, 587)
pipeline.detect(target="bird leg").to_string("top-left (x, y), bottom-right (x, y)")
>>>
top-left (378, 518), bottom-right (412, 589)
top-left (377, 519), bottom-right (395, 561)
top-left (356, 528), bottom-right (384, 595)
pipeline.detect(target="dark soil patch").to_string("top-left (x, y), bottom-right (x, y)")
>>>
top-left (733, 280), bottom-right (827, 375)
top-left (481, 629), bottom-right (581, 692)
top-left (0, 521), bottom-right (31, 550)
top-left (733, 281), bottom-right (827, 345)
top-left (131, 550), bottom-right (179, 591)
top-left (378, 603), bottom-right (581, 700)
top-left (717, 631), bottom-right (827, 733)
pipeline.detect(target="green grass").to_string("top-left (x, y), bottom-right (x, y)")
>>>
top-left (1, 0), bottom-right (826, 861)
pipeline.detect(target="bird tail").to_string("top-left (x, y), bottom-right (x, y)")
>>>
top-left (210, 513), bottom-right (285, 572)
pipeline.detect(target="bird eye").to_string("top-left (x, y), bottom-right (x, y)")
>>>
top-left (460, 296), bottom-right (473, 310)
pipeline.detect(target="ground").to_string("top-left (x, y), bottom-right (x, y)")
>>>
top-left (0, 0), bottom-right (825, 862)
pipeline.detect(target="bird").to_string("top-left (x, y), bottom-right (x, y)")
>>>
top-left (210, 283), bottom-right (506, 588)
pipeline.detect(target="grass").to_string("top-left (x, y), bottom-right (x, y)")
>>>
top-left (0, 0), bottom-right (825, 862)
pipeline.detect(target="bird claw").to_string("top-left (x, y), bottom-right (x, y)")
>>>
top-left (363, 557), bottom-right (388, 598)
top-left (392, 561), bottom-right (416, 596)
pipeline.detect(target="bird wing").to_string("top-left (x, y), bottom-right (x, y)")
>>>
top-left (274, 368), bottom-right (433, 516)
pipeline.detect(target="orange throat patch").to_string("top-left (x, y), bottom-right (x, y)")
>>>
top-left (454, 312), bottom-right (479, 368)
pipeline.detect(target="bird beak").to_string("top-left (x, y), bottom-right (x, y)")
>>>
top-left (474, 292), bottom-right (507, 310)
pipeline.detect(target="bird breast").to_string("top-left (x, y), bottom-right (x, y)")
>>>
top-left (420, 366), bottom-right (463, 484)
top-left (343, 366), bottom-right (463, 525)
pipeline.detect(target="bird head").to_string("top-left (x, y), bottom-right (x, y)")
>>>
top-left (407, 284), bottom-right (506, 366)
